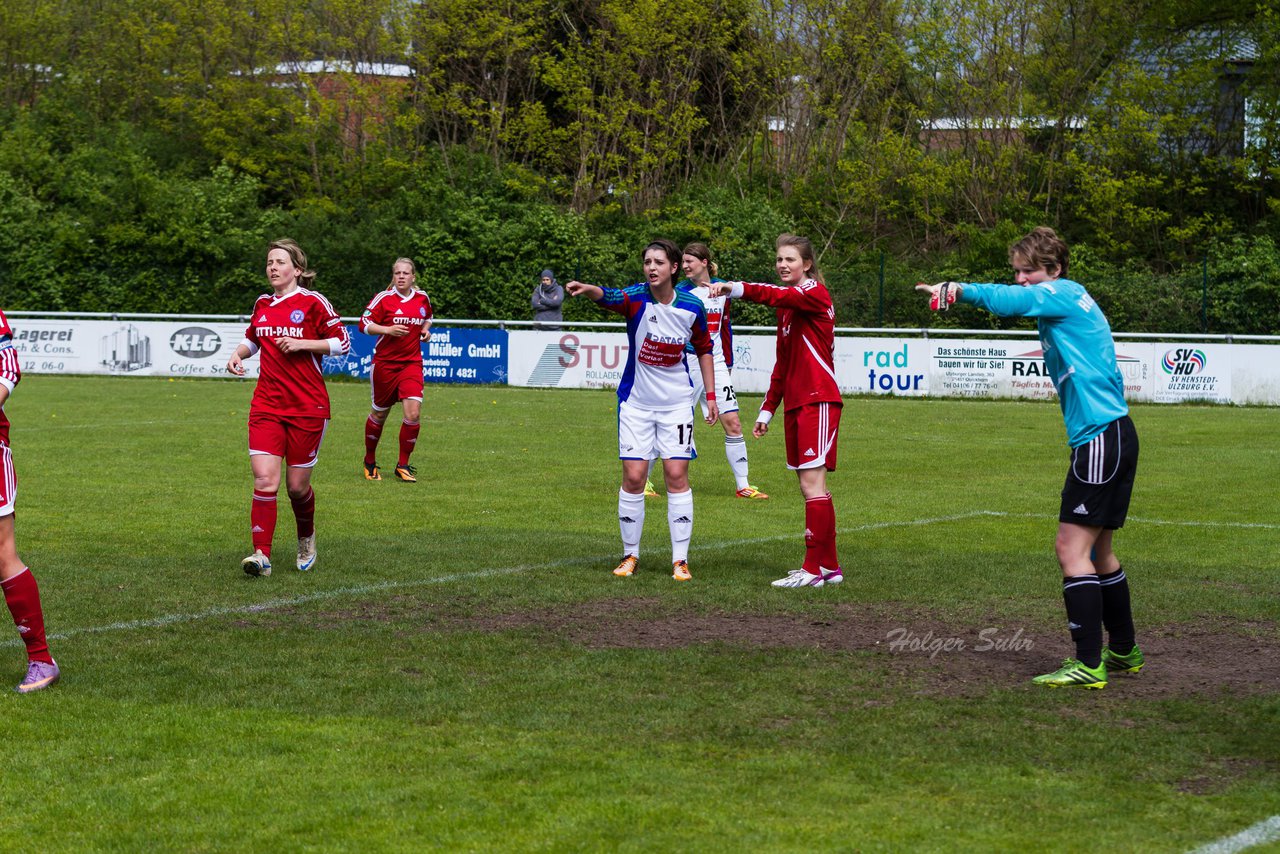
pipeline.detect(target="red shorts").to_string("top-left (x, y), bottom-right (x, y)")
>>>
top-left (784, 402), bottom-right (842, 471)
top-left (370, 360), bottom-right (424, 411)
top-left (248, 412), bottom-right (329, 468)
top-left (0, 441), bottom-right (15, 517)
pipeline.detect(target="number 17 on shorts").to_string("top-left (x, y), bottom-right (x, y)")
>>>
top-left (618, 401), bottom-right (696, 461)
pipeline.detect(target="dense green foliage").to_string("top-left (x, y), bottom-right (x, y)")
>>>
top-left (0, 0), bottom-right (1277, 330)
top-left (3, 378), bottom-right (1278, 849)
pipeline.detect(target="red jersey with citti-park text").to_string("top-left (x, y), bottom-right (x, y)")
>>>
top-left (358, 287), bottom-right (433, 363)
top-left (0, 309), bottom-right (20, 444)
top-left (740, 279), bottom-right (842, 414)
top-left (243, 288), bottom-right (350, 419)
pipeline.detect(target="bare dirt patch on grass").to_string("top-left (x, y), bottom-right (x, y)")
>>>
top-left (286, 595), bottom-right (1278, 698)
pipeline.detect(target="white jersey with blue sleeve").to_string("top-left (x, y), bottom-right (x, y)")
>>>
top-left (596, 284), bottom-right (714, 412)
top-left (959, 279), bottom-right (1128, 447)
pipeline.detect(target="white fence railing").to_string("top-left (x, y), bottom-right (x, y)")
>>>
top-left (4, 313), bottom-right (1275, 404)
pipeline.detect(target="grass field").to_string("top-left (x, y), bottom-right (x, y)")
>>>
top-left (1, 375), bottom-right (1277, 852)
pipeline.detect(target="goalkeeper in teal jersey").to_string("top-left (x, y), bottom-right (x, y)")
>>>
top-left (918, 227), bottom-right (1143, 689)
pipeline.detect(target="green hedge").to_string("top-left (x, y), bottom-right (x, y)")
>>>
top-left (1, 123), bottom-right (1277, 334)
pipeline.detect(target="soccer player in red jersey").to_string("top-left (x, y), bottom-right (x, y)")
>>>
top-left (0, 310), bottom-right (59, 692)
top-left (358, 258), bottom-right (433, 483)
top-left (226, 238), bottom-right (351, 577)
top-left (708, 234), bottom-right (844, 588)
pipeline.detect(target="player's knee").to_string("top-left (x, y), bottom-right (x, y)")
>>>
top-left (253, 474), bottom-right (279, 493)
top-left (0, 517), bottom-right (20, 573)
top-left (1054, 532), bottom-right (1090, 567)
top-left (796, 468), bottom-right (826, 499)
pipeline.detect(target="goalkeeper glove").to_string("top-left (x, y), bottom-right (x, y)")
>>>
top-left (928, 281), bottom-right (959, 311)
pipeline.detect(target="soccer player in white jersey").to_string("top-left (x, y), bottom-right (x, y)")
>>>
top-left (566, 239), bottom-right (719, 581)
top-left (227, 238), bottom-right (351, 578)
top-left (678, 242), bottom-right (767, 500)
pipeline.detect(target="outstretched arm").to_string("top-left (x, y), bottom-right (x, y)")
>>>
top-left (712, 280), bottom-right (832, 313)
top-left (565, 281), bottom-right (604, 302)
top-left (917, 280), bottom-right (1074, 319)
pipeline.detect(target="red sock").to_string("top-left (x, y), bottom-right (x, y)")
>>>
top-left (803, 494), bottom-right (836, 574)
top-left (2, 568), bottom-right (53, 664)
top-left (291, 487), bottom-right (315, 539)
top-left (819, 492), bottom-right (839, 570)
top-left (364, 416), bottom-right (385, 465)
top-left (398, 420), bottom-right (420, 467)
top-left (251, 489), bottom-right (277, 557)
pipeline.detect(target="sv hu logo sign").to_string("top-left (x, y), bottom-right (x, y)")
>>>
top-left (1161, 348), bottom-right (1206, 375)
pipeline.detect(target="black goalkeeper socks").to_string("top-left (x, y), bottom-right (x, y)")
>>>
top-left (1062, 574), bottom-right (1103, 668)
top-left (1098, 567), bottom-right (1136, 655)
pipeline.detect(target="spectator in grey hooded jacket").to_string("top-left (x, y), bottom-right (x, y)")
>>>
top-left (532, 269), bottom-right (564, 329)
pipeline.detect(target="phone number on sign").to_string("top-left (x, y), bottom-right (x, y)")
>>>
top-left (423, 367), bottom-right (480, 380)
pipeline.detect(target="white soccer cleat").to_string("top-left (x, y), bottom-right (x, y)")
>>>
top-left (242, 550), bottom-right (272, 577)
top-left (821, 567), bottom-right (843, 585)
top-left (771, 568), bottom-right (824, 588)
top-left (297, 535), bottom-right (317, 572)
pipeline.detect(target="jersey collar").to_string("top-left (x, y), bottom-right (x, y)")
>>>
top-left (269, 285), bottom-right (301, 304)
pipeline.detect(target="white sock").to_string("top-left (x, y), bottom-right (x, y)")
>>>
top-left (667, 488), bottom-right (693, 563)
top-left (618, 489), bottom-right (645, 557)
top-left (725, 435), bottom-right (749, 490)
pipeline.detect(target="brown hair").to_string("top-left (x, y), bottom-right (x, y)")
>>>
top-left (643, 238), bottom-right (682, 269)
top-left (776, 233), bottom-right (822, 282)
top-left (268, 238), bottom-right (317, 288)
top-left (682, 242), bottom-right (719, 278)
top-left (1009, 227), bottom-right (1069, 278)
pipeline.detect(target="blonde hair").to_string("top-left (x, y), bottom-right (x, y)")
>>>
top-left (682, 242), bottom-right (719, 278)
top-left (776, 233), bottom-right (822, 282)
top-left (1009, 227), bottom-right (1069, 278)
top-left (268, 238), bottom-right (317, 288)
top-left (389, 257), bottom-right (417, 288)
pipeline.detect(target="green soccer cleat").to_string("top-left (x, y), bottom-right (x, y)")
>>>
top-left (643, 480), bottom-right (660, 499)
top-left (1032, 658), bottom-right (1107, 689)
top-left (1102, 644), bottom-right (1145, 674)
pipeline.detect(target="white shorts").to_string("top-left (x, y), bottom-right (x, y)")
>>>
top-left (619, 401), bottom-right (696, 461)
top-left (690, 353), bottom-right (739, 417)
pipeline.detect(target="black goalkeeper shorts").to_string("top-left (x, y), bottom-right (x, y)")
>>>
top-left (1059, 415), bottom-right (1139, 529)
